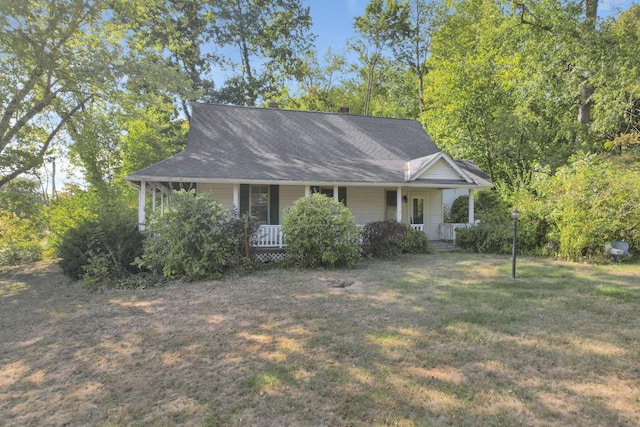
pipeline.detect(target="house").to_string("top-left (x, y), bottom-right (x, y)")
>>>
top-left (125, 103), bottom-right (492, 246)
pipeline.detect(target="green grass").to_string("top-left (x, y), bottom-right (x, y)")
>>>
top-left (1, 255), bottom-right (639, 426)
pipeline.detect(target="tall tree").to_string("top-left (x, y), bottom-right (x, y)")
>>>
top-left (389, 0), bottom-right (444, 113)
top-left (351, 0), bottom-right (411, 115)
top-left (0, 0), bottom-right (123, 187)
top-left (110, 0), bottom-right (217, 119)
top-left (210, 0), bottom-right (315, 106)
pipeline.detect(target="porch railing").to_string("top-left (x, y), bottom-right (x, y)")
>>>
top-left (253, 225), bottom-right (285, 248)
top-left (254, 224), bottom-right (431, 248)
top-left (439, 223), bottom-right (473, 242)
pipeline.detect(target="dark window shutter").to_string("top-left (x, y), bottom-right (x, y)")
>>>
top-left (338, 187), bottom-right (347, 206)
top-left (239, 184), bottom-right (249, 215)
top-left (269, 185), bottom-right (279, 225)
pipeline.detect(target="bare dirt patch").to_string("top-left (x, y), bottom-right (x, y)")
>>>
top-left (1, 256), bottom-right (639, 426)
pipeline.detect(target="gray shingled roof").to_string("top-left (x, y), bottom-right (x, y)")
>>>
top-left (126, 103), bottom-right (490, 186)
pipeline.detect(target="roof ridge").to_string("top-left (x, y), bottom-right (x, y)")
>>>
top-left (192, 102), bottom-right (418, 122)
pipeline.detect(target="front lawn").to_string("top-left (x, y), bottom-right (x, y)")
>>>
top-left (1, 254), bottom-right (639, 426)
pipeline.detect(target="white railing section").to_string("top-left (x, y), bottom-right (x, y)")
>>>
top-left (439, 223), bottom-right (473, 242)
top-left (254, 224), bottom-right (431, 248)
top-left (253, 225), bottom-right (285, 248)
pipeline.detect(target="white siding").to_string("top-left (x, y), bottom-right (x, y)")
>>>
top-left (279, 185), bottom-right (305, 223)
top-left (348, 187), bottom-right (385, 224)
top-left (419, 158), bottom-right (463, 180)
top-left (198, 183), bottom-right (234, 209)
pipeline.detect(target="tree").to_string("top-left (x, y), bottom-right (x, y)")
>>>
top-left (0, 0), bottom-right (125, 187)
top-left (389, 0), bottom-right (445, 113)
top-left (210, 0), bottom-right (315, 106)
top-left (351, 0), bottom-right (411, 115)
top-left (111, 0), bottom-right (217, 120)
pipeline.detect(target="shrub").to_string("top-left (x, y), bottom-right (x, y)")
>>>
top-left (0, 241), bottom-right (43, 266)
top-left (449, 195), bottom-right (469, 223)
top-left (282, 193), bottom-right (361, 268)
top-left (361, 219), bottom-right (429, 257)
top-left (402, 227), bottom-right (430, 254)
top-left (507, 153), bottom-right (640, 261)
top-left (227, 209), bottom-right (261, 265)
top-left (56, 208), bottom-right (144, 284)
top-left (361, 219), bottom-right (406, 258)
top-left (138, 189), bottom-right (247, 281)
top-left (455, 222), bottom-right (512, 254)
top-left (0, 211), bottom-right (44, 266)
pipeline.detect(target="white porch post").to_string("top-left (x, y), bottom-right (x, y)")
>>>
top-left (305, 185), bottom-right (310, 197)
top-left (138, 180), bottom-right (146, 231)
top-left (396, 186), bottom-right (402, 222)
top-left (468, 189), bottom-right (475, 224)
top-left (233, 184), bottom-right (240, 209)
top-left (333, 185), bottom-right (339, 201)
top-left (152, 185), bottom-right (156, 211)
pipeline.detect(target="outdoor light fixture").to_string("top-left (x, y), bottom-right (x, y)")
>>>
top-left (403, 195), bottom-right (408, 203)
top-left (511, 208), bottom-right (520, 279)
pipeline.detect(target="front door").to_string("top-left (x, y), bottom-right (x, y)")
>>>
top-left (411, 197), bottom-right (424, 225)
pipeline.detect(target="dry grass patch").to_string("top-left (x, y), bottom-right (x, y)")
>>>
top-left (1, 255), bottom-right (639, 426)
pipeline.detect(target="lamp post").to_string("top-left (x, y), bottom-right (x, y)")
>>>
top-left (511, 208), bottom-right (520, 279)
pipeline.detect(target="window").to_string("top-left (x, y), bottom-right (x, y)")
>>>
top-left (251, 185), bottom-right (269, 224)
top-left (320, 187), bottom-right (334, 198)
top-left (385, 190), bottom-right (397, 220)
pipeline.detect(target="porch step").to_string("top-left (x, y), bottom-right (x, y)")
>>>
top-left (429, 240), bottom-right (457, 253)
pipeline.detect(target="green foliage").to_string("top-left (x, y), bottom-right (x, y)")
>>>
top-left (455, 222), bottom-right (512, 254)
top-left (0, 211), bottom-right (44, 266)
top-left (282, 193), bottom-right (361, 268)
top-left (138, 190), bottom-right (249, 281)
top-left (361, 219), bottom-right (429, 258)
top-left (506, 154), bottom-right (640, 261)
top-left (0, 178), bottom-right (47, 265)
top-left (447, 190), bottom-right (508, 224)
top-left (361, 219), bottom-right (408, 258)
top-left (449, 195), bottom-right (469, 223)
top-left (402, 227), bottom-right (430, 254)
top-left (56, 208), bottom-right (143, 283)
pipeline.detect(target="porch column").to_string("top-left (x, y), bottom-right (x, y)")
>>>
top-left (396, 186), bottom-right (402, 222)
top-left (305, 185), bottom-right (310, 197)
top-left (468, 189), bottom-right (475, 224)
top-left (152, 185), bottom-right (156, 212)
top-left (233, 184), bottom-right (240, 209)
top-left (333, 185), bottom-right (339, 201)
top-left (138, 180), bottom-right (146, 231)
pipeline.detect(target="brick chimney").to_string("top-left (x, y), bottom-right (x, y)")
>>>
top-left (268, 100), bottom-right (279, 109)
top-left (338, 105), bottom-right (349, 114)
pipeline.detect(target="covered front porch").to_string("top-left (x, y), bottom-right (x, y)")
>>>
top-left (135, 181), bottom-right (479, 243)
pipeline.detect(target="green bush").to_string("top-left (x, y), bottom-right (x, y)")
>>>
top-left (455, 222), bottom-right (512, 254)
top-left (508, 154), bottom-right (640, 261)
top-left (402, 227), bottom-right (430, 254)
top-left (0, 241), bottom-right (43, 266)
top-left (449, 195), bottom-right (469, 223)
top-left (447, 190), bottom-right (508, 224)
top-left (361, 220), bottom-right (429, 258)
top-left (0, 211), bottom-right (44, 266)
top-left (56, 208), bottom-right (144, 283)
top-left (282, 193), bottom-right (361, 268)
top-left (138, 189), bottom-right (248, 281)
top-left (361, 219), bottom-right (407, 258)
